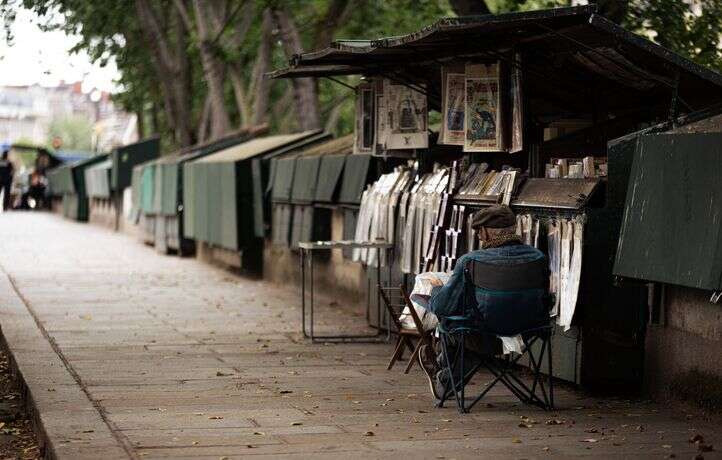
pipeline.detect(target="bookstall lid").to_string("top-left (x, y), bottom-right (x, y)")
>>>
top-left (315, 154), bottom-right (348, 203)
top-left (614, 133), bottom-right (722, 290)
top-left (338, 154), bottom-right (372, 204)
top-left (111, 137), bottom-right (160, 191)
top-left (291, 156), bottom-right (321, 204)
top-left (271, 157), bottom-right (296, 202)
top-left (512, 178), bottom-right (600, 209)
top-left (197, 132), bottom-right (317, 163)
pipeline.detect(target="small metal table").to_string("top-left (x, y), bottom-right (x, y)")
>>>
top-left (299, 240), bottom-right (394, 342)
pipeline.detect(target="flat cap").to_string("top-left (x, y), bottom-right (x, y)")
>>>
top-left (471, 205), bottom-right (516, 230)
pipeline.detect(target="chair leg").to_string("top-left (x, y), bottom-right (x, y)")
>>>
top-left (547, 334), bottom-right (554, 410)
top-left (459, 334), bottom-right (467, 413)
top-left (404, 338), bottom-right (423, 374)
top-left (387, 335), bottom-right (405, 370)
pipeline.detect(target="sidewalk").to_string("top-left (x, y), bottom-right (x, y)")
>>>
top-left (0, 212), bottom-right (719, 459)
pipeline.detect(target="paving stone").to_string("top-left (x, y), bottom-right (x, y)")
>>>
top-left (1, 213), bottom-right (721, 459)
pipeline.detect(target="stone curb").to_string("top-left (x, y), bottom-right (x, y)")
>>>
top-left (0, 272), bottom-right (130, 460)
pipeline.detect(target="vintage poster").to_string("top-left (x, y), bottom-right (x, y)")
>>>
top-left (464, 63), bottom-right (501, 152)
top-left (440, 66), bottom-right (465, 145)
top-left (385, 83), bottom-right (428, 150)
top-left (353, 82), bottom-right (376, 154)
top-left (374, 78), bottom-right (390, 152)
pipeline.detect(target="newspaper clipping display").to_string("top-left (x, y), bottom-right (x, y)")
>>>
top-left (440, 65), bottom-right (466, 145)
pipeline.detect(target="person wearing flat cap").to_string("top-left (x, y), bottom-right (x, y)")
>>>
top-left (418, 204), bottom-right (547, 400)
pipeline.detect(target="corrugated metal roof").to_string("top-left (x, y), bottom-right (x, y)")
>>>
top-left (197, 132), bottom-right (317, 163)
top-left (270, 5), bottom-right (722, 112)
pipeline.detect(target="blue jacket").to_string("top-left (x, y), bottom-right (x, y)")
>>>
top-left (428, 243), bottom-right (547, 333)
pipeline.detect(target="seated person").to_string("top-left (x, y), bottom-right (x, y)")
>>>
top-left (417, 205), bottom-right (548, 399)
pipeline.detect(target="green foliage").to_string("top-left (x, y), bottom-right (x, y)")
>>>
top-left (626, 0), bottom-right (722, 73)
top-left (47, 114), bottom-right (94, 151)
top-left (1, 0), bottom-right (720, 147)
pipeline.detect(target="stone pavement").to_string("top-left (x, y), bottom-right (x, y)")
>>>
top-left (0, 212), bottom-right (720, 460)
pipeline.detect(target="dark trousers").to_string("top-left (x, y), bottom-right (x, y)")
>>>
top-left (434, 332), bottom-right (501, 387)
top-left (1, 181), bottom-right (10, 210)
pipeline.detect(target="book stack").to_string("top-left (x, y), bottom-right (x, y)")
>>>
top-left (546, 156), bottom-right (607, 179)
top-left (456, 163), bottom-right (519, 205)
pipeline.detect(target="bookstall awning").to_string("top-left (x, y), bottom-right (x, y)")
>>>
top-left (270, 5), bottom-right (722, 114)
top-left (111, 137), bottom-right (160, 191)
top-left (48, 164), bottom-right (75, 196)
top-left (84, 159), bottom-right (113, 198)
top-left (315, 154), bottom-right (348, 203)
top-left (183, 132), bottom-right (322, 252)
top-left (614, 132), bottom-right (722, 290)
top-left (251, 131), bottom-right (329, 237)
top-left (271, 158), bottom-right (297, 203)
top-left (291, 156), bottom-right (321, 204)
top-left (338, 154), bottom-right (373, 205)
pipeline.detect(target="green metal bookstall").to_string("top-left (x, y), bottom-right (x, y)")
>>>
top-left (183, 131), bottom-right (326, 273)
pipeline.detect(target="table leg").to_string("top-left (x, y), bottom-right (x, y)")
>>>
top-left (310, 250), bottom-right (314, 341)
top-left (301, 248), bottom-right (306, 337)
top-left (377, 246), bottom-right (381, 335)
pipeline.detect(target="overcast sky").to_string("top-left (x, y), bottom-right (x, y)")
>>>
top-left (0, 8), bottom-right (119, 93)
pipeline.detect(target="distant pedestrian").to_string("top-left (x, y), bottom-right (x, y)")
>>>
top-left (0, 149), bottom-right (13, 210)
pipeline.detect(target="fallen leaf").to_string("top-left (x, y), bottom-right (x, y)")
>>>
top-left (79, 314), bottom-right (92, 320)
top-left (208, 416), bottom-right (223, 420)
top-left (363, 431), bottom-right (374, 436)
top-left (511, 438), bottom-right (522, 444)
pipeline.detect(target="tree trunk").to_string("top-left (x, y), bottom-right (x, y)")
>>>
top-left (189, 0), bottom-right (232, 139)
top-left (271, 7), bottom-right (321, 131)
top-left (134, 0), bottom-right (193, 146)
top-left (251, 8), bottom-right (273, 127)
top-left (313, 0), bottom-right (355, 50)
top-left (449, 0), bottom-right (490, 16)
top-left (597, 0), bottom-right (629, 25)
top-left (197, 95), bottom-right (212, 143)
top-left (229, 66), bottom-right (251, 128)
top-left (136, 108), bottom-right (145, 140)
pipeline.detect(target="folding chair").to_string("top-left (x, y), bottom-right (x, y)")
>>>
top-left (436, 257), bottom-right (554, 413)
top-left (379, 284), bottom-right (433, 374)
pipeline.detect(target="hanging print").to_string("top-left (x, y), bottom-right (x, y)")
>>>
top-left (440, 65), bottom-right (466, 145)
top-left (386, 83), bottom-right (428, 150)
top-left (464, 63), bottom-right (501, 152)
